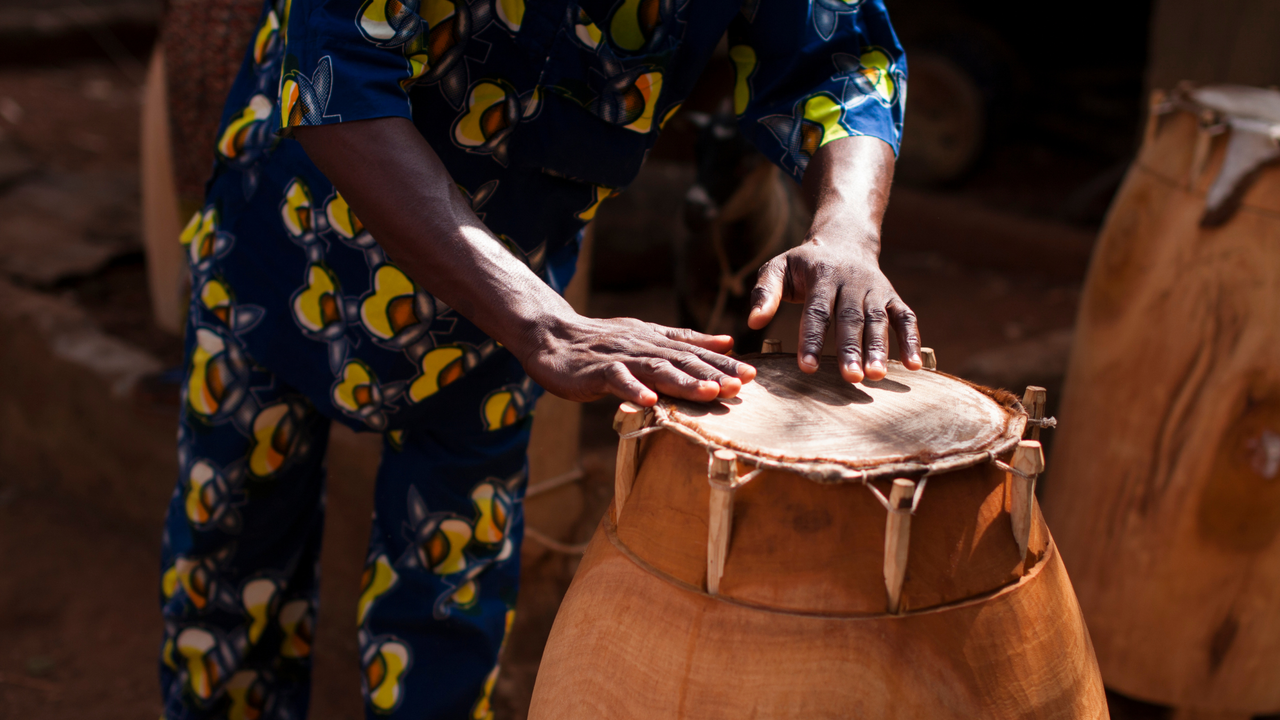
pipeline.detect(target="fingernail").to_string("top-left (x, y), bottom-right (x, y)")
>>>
top-left (910, 353), bottom-right (922, 364)
top-left (699, 381), bottom-right (719, 393)
top-left (870, 360), bottom-right (885, 372)
top-left (801, 354), bottom-right (817, 368)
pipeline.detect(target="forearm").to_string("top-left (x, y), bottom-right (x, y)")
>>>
top-left (294, 117), bottom-right (752, 406)
top-left (800, 136), bottom-right (896, 255)
top-left (293, 117), bottom-right (570, 359)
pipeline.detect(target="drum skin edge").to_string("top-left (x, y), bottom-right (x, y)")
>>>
top-left (528, 514), bottom-right (1107, 720)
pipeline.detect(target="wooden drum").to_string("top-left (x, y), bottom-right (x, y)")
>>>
top-left (528, 355), bottom-right (1107, 719)
top-left (1044, 86), bottom-right (1280, 717)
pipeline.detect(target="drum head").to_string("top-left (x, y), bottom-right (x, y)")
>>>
top-left (655, 356), bottom-right (1025, 482)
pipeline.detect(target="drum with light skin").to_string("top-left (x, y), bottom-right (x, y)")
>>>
top-left (528, 353), bottom-right (1108, 719)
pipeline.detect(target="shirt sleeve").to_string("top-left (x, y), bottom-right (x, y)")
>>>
top-left (277, 0), bottom-right (420, 133)
top-left (726, 0), bottom-right (907, 181)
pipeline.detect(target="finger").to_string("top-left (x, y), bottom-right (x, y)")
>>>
top-left (747, 256), bottom-right (786, 330)
top-left (888, 296), bottom-right (923, 370)
top-left (662, 349), bottom-right (745, 398)
top-left (862, 294), bottom-right (891, 380)
top-left (654, 324), bottom-right (735, 354)
top-left (797, 282), bottom-right (835, 373)
top-left (835, 288), bottom-right (866, 383)
top-left (676, 342), bottom-right (757, 383)
top-left (601, 362), bottom-right (658, 407)
top-left (628, 357), bottom-right (721, 402)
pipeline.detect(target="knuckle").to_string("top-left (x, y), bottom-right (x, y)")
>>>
top-left (839, 339), bottom-right (863, 358)
top-left (808, 260), bottom-right (834, 280)
top-left (757, 258), bottom-right (781, 280)
top-left (801, 327), bottom-right (827, 349)
top-left (837, 305), bottom-right (865, 324)
top-left (641, 357), bottom-right (670, 374)
top-left (803, 303), bottom-right (832, 326)
top-left (864, 307), bottom-right (889, 325)
top-left (673, 351), bottom-right (700, 367)
top-left (602, 362), bottom-right (630, 385)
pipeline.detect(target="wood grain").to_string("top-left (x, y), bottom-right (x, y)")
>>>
top-left (529, 515), bottom-right (1106, 719)
top-left (612, 402), bottom-right (645, 520)
top-left (1011, 441), bottom-right (1046, 561)
top-left (530, 390), bottom-right (1104, 717)
top-left (615, 431), bottom-right (1041, 615)
top-left (883, 478), bottom-right (915, 613)
top-left (1043, 104), bottom-right (1280, 712)
top-left (705, 450), bottom-right (735, 595)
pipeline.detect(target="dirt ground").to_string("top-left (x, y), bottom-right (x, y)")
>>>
top-left (0, 58), bottom-right (1211, 720)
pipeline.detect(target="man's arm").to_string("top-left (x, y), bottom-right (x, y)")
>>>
top-left (748, 136), bottom-right (922, 383)
top-left (294, 117), bottom-right (756, 407)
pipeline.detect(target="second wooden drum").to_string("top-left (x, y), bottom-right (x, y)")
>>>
top-left (528, 355), bottom-right (1107, 719)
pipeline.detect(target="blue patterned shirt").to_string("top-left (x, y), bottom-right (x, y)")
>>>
top-left (188, 0), bottom-right (906, 434)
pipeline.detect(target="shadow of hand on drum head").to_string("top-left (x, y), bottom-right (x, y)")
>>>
top-left (756, 364), bottom-right (904, 407)
top-left (861, 378), bottom-right (911, 394)
top-left (674, 396), bottom-right (742, 416)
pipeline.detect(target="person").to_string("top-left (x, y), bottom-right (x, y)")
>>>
top-left (158, 0), bottom-right (921, 718)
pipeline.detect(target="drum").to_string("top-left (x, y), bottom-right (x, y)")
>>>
top-left (1043, 86), bottom-right (1280, 718)
top-left (528, 354), bottom-right (1107, 719)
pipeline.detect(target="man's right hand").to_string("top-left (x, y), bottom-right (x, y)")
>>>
top-left (516, 316), bottom-right (756, 407)
top-left (296, 117), bottom-right (755, 408)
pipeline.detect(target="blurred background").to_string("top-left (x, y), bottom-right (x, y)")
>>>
top-left (0, 0), bottom-right (1277, 717)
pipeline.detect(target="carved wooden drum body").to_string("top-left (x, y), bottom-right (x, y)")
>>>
top-left (529, 357), bottom-right (1107, 719)
top-left (1044, 86), bottom-right (1280, 716)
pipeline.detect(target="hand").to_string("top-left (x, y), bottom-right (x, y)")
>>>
top-left (743, 136), bottom-right (921, 383)
top-left (747, 241), bottom-right (921, 382)
top-left (518, 315), bottom-right (758, 407)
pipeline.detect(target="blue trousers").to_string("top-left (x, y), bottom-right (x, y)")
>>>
top-left (159, 296), bottom-right (533, 719)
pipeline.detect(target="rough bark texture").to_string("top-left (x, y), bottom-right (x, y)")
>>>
top-left (1043, 107), bottom-right (1280, 713)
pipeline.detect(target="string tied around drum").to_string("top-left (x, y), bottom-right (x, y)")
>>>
top-left (704, 447), bottom-right (765, 488)
top-left (865, 477), bottom-right (930, 515)
top-left (617, 425), bottom-right (664, 440)
top-left (993, 459), bottom-right (1035, 480)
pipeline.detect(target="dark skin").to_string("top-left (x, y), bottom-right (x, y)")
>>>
top-left (295, 117), bottom-right (921, 407)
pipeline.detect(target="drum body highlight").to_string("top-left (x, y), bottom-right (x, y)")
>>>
top-left (1044, 87), bottom-right (1280, 715)
top-left (529, 357), bottom-right (1107, 719)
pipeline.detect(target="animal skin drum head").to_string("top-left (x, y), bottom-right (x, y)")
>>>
top-left (654, 355), bottom-right (1025, 483)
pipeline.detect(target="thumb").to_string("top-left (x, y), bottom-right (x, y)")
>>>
top-left (748, 255), bottom-right (786, 330)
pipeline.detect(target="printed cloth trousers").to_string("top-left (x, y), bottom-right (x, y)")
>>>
top-left (159, 295), bottom-right (532, 720)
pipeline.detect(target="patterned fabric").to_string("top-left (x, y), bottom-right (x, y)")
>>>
top-left (274, 0), bottom-right (906, 184)
top-left (161, 295), bottom-right (530, 719)
top-left (161, 0), bottom-right (905, 717)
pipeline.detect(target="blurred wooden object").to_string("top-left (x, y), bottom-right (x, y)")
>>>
top-left (1148, 0), bottom-right (1280, 94)
top-left (1044, 89), bottom-right (1280, 715)
top-left (140, 46), bottom-right (187, 335)
top-left (522, 225), bottom-right (594, 558)
top-left (529, 357), bottom-right (1107, 719)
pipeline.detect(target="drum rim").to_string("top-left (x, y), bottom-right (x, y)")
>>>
top-left (651, 358), bottom-right (1028, 484)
